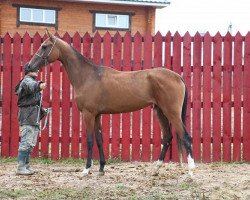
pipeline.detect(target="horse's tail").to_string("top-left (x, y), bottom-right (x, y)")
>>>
top-left (177, 78), bottom-right (189, 160)
top-left (181, 82), bottom-right (188, 126)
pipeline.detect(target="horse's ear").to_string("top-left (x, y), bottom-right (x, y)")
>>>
top-left (46, 28), bottom-right (53, 42)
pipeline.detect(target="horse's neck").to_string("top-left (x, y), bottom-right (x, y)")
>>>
top-left (58, 43), bottom-right (92, 88)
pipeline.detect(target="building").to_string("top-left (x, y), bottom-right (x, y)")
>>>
top-left (0, 0), bottom-right (169, 36)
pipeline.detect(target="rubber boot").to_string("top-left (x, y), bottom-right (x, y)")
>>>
top-left (16, 150), bottom-right (34, 175)
top-left (25, 149), bottom-right (35, 173)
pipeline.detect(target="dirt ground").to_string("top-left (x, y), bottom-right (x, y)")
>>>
top-left (0, 160), bottom-right (249, 200)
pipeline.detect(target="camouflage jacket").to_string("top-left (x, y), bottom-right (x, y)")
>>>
top-left (15, 75), bottom-right (46, 126)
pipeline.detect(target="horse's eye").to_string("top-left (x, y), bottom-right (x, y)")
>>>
top-left (42, 45), bottom-right (47, 49)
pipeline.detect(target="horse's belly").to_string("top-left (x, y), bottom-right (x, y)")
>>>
top-left (101, 98), bottom-right (152, 114)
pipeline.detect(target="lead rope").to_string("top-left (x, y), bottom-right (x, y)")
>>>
top-left (37, 59), bottom-right (51, 131)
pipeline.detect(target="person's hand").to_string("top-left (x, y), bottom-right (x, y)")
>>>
top-left (40, 83), bottom-right (47, 90)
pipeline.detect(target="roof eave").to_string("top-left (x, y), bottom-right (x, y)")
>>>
top-left (57, 0), bottom-right (170, 8)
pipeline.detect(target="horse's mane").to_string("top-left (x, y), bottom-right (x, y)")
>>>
top-left (69, 44), bottom-right (100, 69)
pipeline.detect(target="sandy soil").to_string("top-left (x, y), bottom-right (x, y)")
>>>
top-left (0, 161), bottom-right (249, 200)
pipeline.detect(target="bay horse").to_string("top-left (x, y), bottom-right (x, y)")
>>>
top-left (28, 31), bottom-right (195, 177)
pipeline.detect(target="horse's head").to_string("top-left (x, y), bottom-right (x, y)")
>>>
top-left (28, 30), bottom-right (60, 71)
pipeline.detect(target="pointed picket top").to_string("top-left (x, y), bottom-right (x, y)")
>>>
top-left (245, 32), bottom-right (250, 45)
top-left (34, 31), bottom-right (41, 39)
top-left (165, 31), bottom-right (171, 43)
top-left (173, 31), bottom-right (181, 38)
top-left (183, 31), bottom-right (191, 38)
top-left (235, 31), bottom-right (242, 40)
top-left (203, 32), bottom-right (212, 44)
top-left (82, 32), bottom-right (91, 59)
top-left (183, 31), bottom-right (191, 44)
top-left (93, 31), bottom-right (101, 42)
top-left (33, 32), bottom-right (42, 52)
top-left (225, 31), bottom-right (233, 42)
top-left (3, 32), bottom-right (11, 40)
top-left (214, 32), bottom-right (222, 42)
top-left (73, 32), bottom-right (81, 52)
top-left (155, 31), bottom-right (162, 38)
top-left (23, 32), bottom-right (31, 42)
top-left (154, 31), bottom-right (162, 43)
top-left (194, 31), bottom-right (202, 42)
top-left (103, 31), bottom-right (112, 41)
top-left (114, 31), bottom-right (122, 43)
top-left (62, 32), bottom-right (71, 44)
top-left (13, 32), bottom-right (21, 42)
top-left (134, 31), bottom-right (142, 42)
top-left (124, 31), bottom-right (132, 40)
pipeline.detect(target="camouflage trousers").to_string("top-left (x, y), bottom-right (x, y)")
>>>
top-left (18, 125), bottom-right (39, 152)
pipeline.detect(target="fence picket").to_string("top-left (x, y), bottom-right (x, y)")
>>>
top-left (213, 32), bottom-right (223, 162)
top-left (10, 33), bottom-right (21, 157)
top-left (102, 32), bottom-right (112, 160)
top-left (132, 32), bottom-right (142, 161)
top-left (243, 32), bottom-right (250, 161)
top-left (31, 32), bottom-right (42, 157)
top-left (112, 32), bottom-right (122, 158)
top-left (141, 32), bottom-right (152, 162)
top-left (223, 32), bottom-right (233, 161)
top-left (71, 33), bottom-right (81, 158)
top-left (1, 33), bottom-right (12, 157)
top-left (202, 32), bottom-right (212, 162)
top-left (40, 34), bottom-right (50, 157)
top-left (171, 32), bottom-right (182, 162)
top-left (61, 32), bottom-right (71, 158)
top-left (92, 32), bottom-right (102, 159)
top-left (122, 32), bottom-right (132, 161)
top-left (152, 32), bottom-right (162, 161)
top-left (233, 32), bottom-right (243, 161)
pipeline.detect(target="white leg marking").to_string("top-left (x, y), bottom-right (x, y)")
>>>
top-left (152, 160), bottom-right (163, 176)
top-left (82, 168), bottom-right (90, 176)
top-left (187, 154), bottom-right (195, 177)
top-left (82, 160), bottom-right (93, 176)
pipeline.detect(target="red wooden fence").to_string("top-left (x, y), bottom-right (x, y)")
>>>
top-left (1, 31), bottom-right (250, 162)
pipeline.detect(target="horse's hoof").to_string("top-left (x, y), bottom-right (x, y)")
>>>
top-left (152, 171), bottom-right (159, 176)
top-left (82, 168), bottom-right (90, 176)
top-left (97, 171), bottom-right (105, 176)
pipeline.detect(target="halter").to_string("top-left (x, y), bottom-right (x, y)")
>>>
top-left (35, 38), bottom-right (57, 83)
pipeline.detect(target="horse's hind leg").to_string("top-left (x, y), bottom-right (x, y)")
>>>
top-left (171, 117), bottom-right (195, 177)
top-left (153, 105), bottom-right (173, 175)
top-left (94, 114), bottom-right (106, 176)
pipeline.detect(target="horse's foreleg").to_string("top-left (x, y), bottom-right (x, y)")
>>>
top-left (94, 115), bottom-right (106, 176)
top-left (82, 112), bottom-right (95, 176)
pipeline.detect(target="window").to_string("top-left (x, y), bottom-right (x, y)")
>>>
top-left (20, 8), bottom-right (56, 24)
top-left (90, 11), bottom-right (135, 32)
top-left (13, 4), bottom-right (61, 29)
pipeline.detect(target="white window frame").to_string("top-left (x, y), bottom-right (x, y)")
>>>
top-left (90, 10), bottom-right (135, 32)
top-left (20, 7), bottom-right (56, 24)
top-left (95, 13), bottom-right (129, 29)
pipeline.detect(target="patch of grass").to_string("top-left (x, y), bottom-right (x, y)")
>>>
top-left (0, 157), bottom-right (16, 163)
top-left (0, 188), bottom-right (29, 199)
top-left (37, 188), bottom-right (89, 199)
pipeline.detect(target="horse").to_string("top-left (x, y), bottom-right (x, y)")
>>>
top-left (27, 30), bottom-right (195, 177)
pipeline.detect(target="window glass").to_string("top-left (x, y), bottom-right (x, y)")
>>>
top-left (44, 10), bottom-right (56, 23)
top-left (96, 13), bottom-right (106, 27)
top-left (33, 9), bottom-right (43, 23)
top-left (118, 15), bottom-right (129, 28)
top-left (20, 8), bottom-right (31, 21)
top-left (107, 15), bottom-right (117, 26)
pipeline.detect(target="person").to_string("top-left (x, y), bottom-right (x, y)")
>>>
top-left (15, 63), bottom-right (47, 175)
